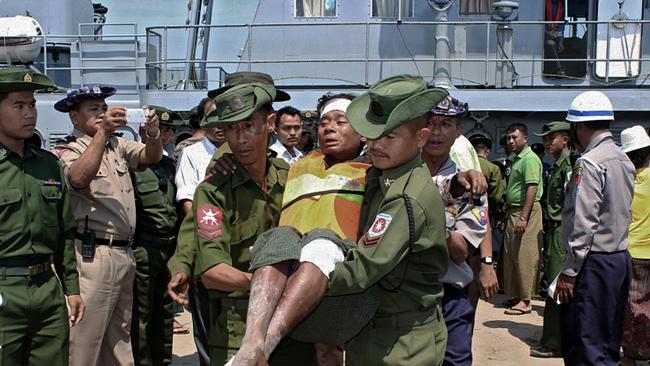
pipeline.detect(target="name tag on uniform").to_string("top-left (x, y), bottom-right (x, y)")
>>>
top-left (42, 179), bottom-right (62, 187)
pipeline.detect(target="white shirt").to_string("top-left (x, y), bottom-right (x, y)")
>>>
top-left (269, 138), bottom-right (303, 165)
top-left (175, 137), bottom-right (217, 202)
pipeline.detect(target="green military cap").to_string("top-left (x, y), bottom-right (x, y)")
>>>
top-left (202, 83), bottom-right (276, 128)
top-left (149, 105), bottom-right (184, 127)
top-left (0, 68), bottom-right (54, 93)
top-left (534, 121), bottom-right (571, 137)
top-left (347, 74), bottom-right (448, 139)
top-left (468, 132), bottom-right (493, 150)
top-left (207, 71), bottom-right (291, 101)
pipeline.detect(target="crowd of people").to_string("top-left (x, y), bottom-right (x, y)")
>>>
top-left (0, 66), bottom-right (648, 366)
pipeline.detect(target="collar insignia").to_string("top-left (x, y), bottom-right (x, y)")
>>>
top-left (161, 112), bottom-right (170, 121)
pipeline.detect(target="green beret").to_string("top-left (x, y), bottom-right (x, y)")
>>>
top-left (0, 68), bottom-right (54, 93)
top-left (149, 105), bottom-right (184, 127)
top-left (202, 83), bottom-right (276, 128)
top-left (347, 75), bottom-right (448, 139)
top-left (534, 121), bottom-right (571, 137)
top-left (207, 71), bottom-right (290, 101)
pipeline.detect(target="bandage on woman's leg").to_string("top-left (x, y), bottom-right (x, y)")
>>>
top-left (232, 262), bottom-right (292, 366)
top-left (263, 262), bottom-right (329, 358)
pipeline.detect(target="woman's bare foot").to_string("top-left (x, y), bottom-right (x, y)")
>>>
top-left (231, 346), bottom-right (267, 366)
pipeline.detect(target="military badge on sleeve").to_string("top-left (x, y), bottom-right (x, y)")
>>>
top-left (362, 213), bottom-right (392, 247)
top-left (471, 207), bottom-right (488, 226)
top-left (197, 205), bottom-right (223, 240)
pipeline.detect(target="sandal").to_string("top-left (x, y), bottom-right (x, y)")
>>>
top-left (504, 307), bottom-right (532, 315)
top-left (502, 298), bottom-right (519, 308)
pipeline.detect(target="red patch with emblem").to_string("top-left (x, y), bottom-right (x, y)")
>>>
top-left (197, 205), bottom-right (223, 240)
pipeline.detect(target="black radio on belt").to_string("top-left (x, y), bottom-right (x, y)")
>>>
top-left (81, 215), bottom-right (96, 260)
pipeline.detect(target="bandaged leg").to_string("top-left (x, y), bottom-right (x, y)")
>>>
top-left (299, 238), bottom-right (345, 278)
top-left (262, 239), bottom-right (345, 358)
top-left (231, 262), bottom-right (292, 366)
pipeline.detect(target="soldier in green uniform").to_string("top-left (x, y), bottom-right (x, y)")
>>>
top-left (170, 82), bottom-right (316, 365)
top-left (0, 68), bottom-right (84, 365)
top-left (130, 106), bottom-right (184, 366)
top-left (228, 75), bottom-right (453, 366)
top-left (530, 121), bottom-right (572, 358)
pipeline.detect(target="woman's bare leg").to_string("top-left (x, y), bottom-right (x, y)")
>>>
top-left (263, 262), bottom-right (329, 358)
top-left (231, 262), bottom-right (292, 366)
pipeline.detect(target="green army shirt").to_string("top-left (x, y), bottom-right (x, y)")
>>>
top-left (506, 146), bottom-right (543, 207)
top-left (180, 156), bottom-right (288, 297)
top-left (328, 155), bottom-right (448, 314)
top-left (544, 149), bottom-right (572, 222)
top-left (478, 155), bottom-right (505, 213)
top-left (0, 143), bottom-right (79, 294)
top-left (131, 155), bottom-right (179, 238)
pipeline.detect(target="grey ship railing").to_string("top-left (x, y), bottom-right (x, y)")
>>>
top-left (17, 20), bottom-right (650, 90)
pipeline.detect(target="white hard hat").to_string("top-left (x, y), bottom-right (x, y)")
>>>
top-left (566, 91), bottom-right (614, 123)
top-left (621, 125), bottom-right (650, 153)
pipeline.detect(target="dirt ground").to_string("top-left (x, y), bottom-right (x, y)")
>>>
top-left (172, 294), bottom-right (567, 366)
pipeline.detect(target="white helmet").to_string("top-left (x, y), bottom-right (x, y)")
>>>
top-left (566, 91), bottom-right (614, 123)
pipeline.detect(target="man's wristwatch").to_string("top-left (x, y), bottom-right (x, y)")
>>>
top-left (480, 256), bottom-right (494, 265)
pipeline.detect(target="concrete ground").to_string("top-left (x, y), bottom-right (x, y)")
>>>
top-left (172, 294), bottom-right (647, 365)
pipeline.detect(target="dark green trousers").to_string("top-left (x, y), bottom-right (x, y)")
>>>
top-left (0, 270), bottom-right (69, 366)
top-left (541, 223), bottom-right (565, 351)
top-left (131, 244), bottom-right (175, 366)
top-left (346, 305), bottom-right (447, 366)
top-left (208, 302), bottom-right (317, 366)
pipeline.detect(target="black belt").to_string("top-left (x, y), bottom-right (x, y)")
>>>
top-left (135, 232), bottom-right (176, 246)
top-left (75, 232), bottom-right (133, 247)
top-left (0, 260), bottom-right (52, 277)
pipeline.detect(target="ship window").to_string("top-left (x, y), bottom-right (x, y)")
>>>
top-left (295, 0), bottom-right (337, 17)
top-left (371, 0), bottom-right (414, 18)
top-left (459, 0), bottom-right (492, 15)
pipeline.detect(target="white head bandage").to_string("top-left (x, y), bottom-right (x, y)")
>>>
top-left (320, 98), bottom-right (352, 118)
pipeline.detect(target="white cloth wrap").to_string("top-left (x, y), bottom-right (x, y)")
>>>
top-left (299, 238), bottom-right (345, 278)
top-left (320, 98), bottom-right (352, 117)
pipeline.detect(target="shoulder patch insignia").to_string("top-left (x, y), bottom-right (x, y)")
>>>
top-left (23, 73), bottom-right (32, 82)
top-left (197, 204), bottom-right (223, 240)
top-left (0, 148), bottom-right (6, 160)
top-left (471, 207), bottom-right (488, 226)
top-left (573, 163), bottom-right (584, 196)
top-left (368, 213), bottom-right (392, 239)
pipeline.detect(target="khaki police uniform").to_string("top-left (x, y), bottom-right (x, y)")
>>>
top-left (0, 68), bottom-right (80, 366)
top-left (130, 106), bottom-right (183, 366)
top-left (53, 129), bottom-right (145, 366)
top-left (560, 132), bottom-right (635, 365)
